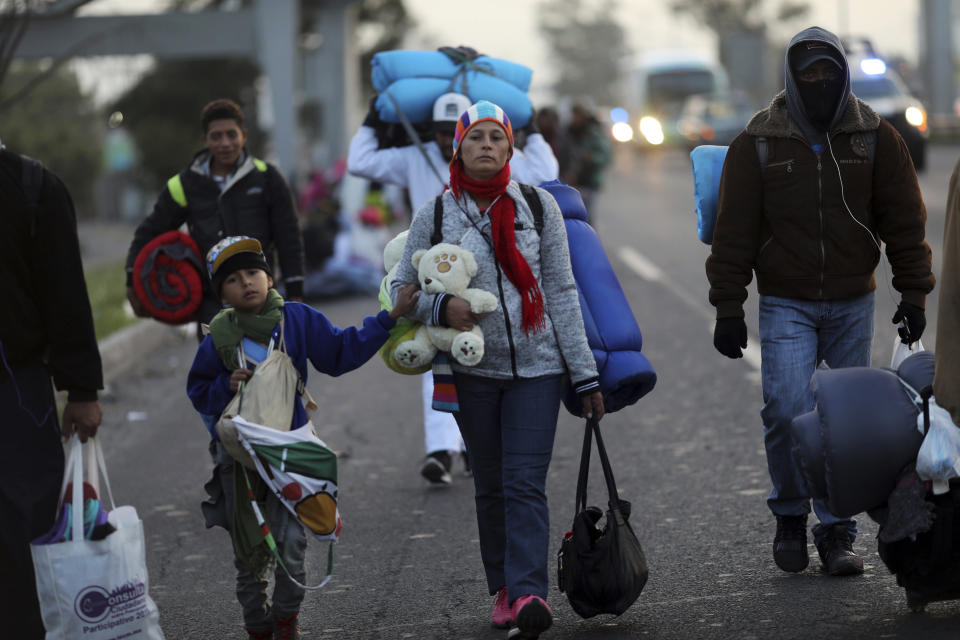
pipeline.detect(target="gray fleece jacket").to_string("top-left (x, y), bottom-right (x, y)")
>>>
top-left (391, 180), bottom-right (599, 391)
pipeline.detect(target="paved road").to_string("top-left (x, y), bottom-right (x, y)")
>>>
top-left (88, 144), bottom-right (960, 639)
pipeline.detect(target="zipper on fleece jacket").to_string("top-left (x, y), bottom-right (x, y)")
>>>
top-left (493, 260), bottom-right (519, 378)
top-left (817, 154), bottom-right (825, 299)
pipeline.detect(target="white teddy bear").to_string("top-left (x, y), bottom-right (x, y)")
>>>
top-left (394, 243), bottom-right (498, 368)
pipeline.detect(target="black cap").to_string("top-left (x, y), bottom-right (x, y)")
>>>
top-left (790, 41), bottom-right (843, 72)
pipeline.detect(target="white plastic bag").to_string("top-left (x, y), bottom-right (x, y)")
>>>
top-left (915, 396), bottom-right (960, 495)
top-left (30, 436), bottom-right (165, 640)
top-left (890, 336), bottom-right (925, 368)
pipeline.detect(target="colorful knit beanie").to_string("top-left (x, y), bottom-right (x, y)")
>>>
top-left (206, 235), bottom-right (270, 295)
top-left (451, 100), bottom-right (514, 163)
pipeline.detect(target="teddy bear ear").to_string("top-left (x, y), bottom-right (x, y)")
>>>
top-left (412, 249), bottom-right (427, 269)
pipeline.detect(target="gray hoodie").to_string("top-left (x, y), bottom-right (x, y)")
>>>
top-left (391, 181), bottom-right (599, 389)
top-left (784, 26), bottom-right (852, 146)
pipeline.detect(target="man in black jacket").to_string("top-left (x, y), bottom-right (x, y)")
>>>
top-left (0, 145), bottom-right (103, 638)
top-left (706, 27), bottom-right (934, 577)
top-left (125, 99), bottom-right (305, 326)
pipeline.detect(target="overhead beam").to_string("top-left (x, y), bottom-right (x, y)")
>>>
top-left (13, 10), bottom-right (256, 60)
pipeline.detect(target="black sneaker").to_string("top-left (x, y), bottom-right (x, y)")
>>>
top-left (773, 515), bottom-right (809, 572)
top-left (816, 525), bottom-right (864, 576)
top-left (420, 451), bottom-right (453, 485)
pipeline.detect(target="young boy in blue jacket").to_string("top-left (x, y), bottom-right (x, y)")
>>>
top-left (187, 235), bottom-right (416, 639)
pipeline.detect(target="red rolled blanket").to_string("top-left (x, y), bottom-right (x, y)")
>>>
top-left (132, 230), bottom-right (204, 324)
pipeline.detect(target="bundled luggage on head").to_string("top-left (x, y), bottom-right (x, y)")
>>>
top-left (371, 48), bottom-right (534, 129)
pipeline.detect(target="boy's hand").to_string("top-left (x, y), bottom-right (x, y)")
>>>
top-left (229, 369), bottom-right (253, 393)
top-left (389, 284), bottom-right (420, 319)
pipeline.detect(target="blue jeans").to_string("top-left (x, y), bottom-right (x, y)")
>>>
top-left (758, 292), bottom-right (874, 542)
top-left (452, 373), bottom-right (565, 603)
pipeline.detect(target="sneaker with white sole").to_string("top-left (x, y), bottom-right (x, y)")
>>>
top-left (508, 594), bottom-right (551, 639)
top-left (490, 587), bottom-right (512, 628)
top-left (421, 451), bottom-right (453, 485)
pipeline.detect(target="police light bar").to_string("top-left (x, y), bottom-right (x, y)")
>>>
top-left (860, 58), bottom-right (887, 76)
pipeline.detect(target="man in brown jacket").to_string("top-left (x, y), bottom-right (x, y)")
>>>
top-left (706, 26), bottom-right (934, 577)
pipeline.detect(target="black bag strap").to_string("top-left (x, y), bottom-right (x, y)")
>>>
top-left (432, 183), bottom-right (543, 246)
top-left (574, 418), bottom-right (625, 515)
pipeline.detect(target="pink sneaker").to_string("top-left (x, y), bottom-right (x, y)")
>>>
top-left (491, 587), bottom-right (513, 628)
top-left (509, 594), bottom-right (552, 638)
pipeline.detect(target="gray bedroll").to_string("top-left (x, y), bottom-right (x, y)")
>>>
top-left (791, 351), bottom-right (934, 518)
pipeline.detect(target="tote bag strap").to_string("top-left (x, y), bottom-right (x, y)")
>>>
top-left (91, 437), bottom-right (117, 512)
top-left (590, 418), bottom-right (626, 512)
top-left (574, 419), bottom-right (624, 514)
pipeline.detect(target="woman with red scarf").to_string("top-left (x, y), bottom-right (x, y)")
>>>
top-left (391, 101), bottom-right (602, 638)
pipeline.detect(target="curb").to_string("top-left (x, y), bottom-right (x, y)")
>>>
top-left (98, 319), bottom-right (190, 385)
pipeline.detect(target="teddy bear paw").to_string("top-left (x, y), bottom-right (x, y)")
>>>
top-left (394, 342), bottom-right (431, 368)
top-left (451, 334), bottom-right (484, 366)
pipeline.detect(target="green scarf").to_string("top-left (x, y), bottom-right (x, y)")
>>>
top-left (209, 289), bottom-right (284, 369)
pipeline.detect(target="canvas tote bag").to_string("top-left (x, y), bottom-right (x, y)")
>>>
top-left (217, 316), bottom-right (317, 468)
top-left (30, 436), bottom-right (164, 640)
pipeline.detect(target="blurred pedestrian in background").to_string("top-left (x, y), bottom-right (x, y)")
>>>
top-left (706, 26), bottom-right (934, 577)
top-left (348, 91), bottom-right (559, 487)
top-left (0, 144), bottom-right (103, 639)
top-left (125, 99), bottom-right (305, 332)
top-left (390, 100), bottom-right (602, 639)
top-left (559, 102), bottom-right (612, 221)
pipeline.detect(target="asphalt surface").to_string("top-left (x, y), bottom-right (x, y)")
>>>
top-left (86, 144), bottom-right (960, 639)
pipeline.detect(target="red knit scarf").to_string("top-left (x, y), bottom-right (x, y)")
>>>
top-left (450, 161), bottom-right (545, 335)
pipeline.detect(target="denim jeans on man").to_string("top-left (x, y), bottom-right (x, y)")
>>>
top-left (209, 441), bottom-right (307, 630)
top-left (453, 372), bottom-right (565, 602)
top-left (759, 292), bottom-right (874, 543)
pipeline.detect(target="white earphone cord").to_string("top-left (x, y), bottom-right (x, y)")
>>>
top-left (825, 135), bottom-right (899, 309)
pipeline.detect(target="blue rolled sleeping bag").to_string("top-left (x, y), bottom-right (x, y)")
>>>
top-left (538, 180), bottom-right (657, 416)
top-left (791, 409), bottom-right (828, 500)
top-left (689, 145), bottom-right (728, 244)
top-left (376, 76), bottom-right (533, 128)
top-left (371, 50), bottom-right (532, 93)
top-left (790, 351), bottom-right (933, 518)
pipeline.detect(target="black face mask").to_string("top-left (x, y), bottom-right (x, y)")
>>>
top-left (797, 77), bottom-right (844, 130)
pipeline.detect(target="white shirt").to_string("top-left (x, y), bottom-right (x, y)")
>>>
top-left (346, 126), bottom-right (559, 213)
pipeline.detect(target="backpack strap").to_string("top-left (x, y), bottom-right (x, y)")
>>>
top-left (432, 184), bottom-right (544, 246)
top-left (755, 136), bottom-right (769, 169)
top-left (166, 173), bottom-right (188, 207)
top-left (431, 194), bottom-right (444, 246)
top-left (21, 155), bottom-right (44, 237)
top-left (519, 183), bottom-right (544, 234)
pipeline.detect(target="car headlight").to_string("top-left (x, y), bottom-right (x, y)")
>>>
top-left (611, 122), bottom-right (634, 143)
top-left (905, 106), bottom-right (926, 129)
top-left (639, 116), bottom-right (664, 145)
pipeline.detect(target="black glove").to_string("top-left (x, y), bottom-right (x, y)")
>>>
top-left (714, 317), bottom-right (748, 359)
top-left (892, 302), bottom-right (926, 344)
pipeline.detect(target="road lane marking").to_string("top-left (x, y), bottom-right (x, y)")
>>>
top-left (617, 245), bottom-right (761, 381)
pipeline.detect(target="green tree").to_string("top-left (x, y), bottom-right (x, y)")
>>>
top-left (670, 0), bottom-right (808, 32)
top-left (0, 61), bottom-right (102, 215)
top-left (538, 0), bottom-right (631, 105)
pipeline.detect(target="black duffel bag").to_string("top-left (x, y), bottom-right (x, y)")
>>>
top-left (557, 418), bottom-right (649, 618)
